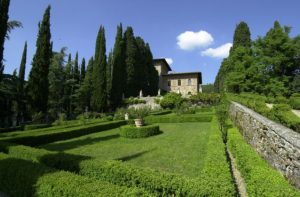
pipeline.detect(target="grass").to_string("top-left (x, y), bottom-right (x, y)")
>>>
top-left (41, 122), bottom-right (212, 178)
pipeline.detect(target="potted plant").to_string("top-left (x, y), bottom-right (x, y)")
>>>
top-left (132, 107), bottom-right (150, 127)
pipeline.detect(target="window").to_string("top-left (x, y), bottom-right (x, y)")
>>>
top-left (188, 79), bottom-right (192, 86)
top-left (178, 80), bottom-right (181, 86)
top-left (168, 80), bottom-right (171, 87)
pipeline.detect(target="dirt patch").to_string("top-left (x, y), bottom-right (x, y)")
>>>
top-left (266, 103), bottom-right (273, 109)
top-left (292, 110), bottom-right (300, 118)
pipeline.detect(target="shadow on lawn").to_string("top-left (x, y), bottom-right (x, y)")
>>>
top-left (43, 134), bottom-right (120, 151)
top-left (116, 148), bottom-right (156, 162)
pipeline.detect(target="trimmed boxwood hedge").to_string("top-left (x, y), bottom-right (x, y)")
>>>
top-left (0, 153), bottom-right (152, 197)
top-left (228, 127), bottom-right (300, 196)
top-left (0, 118), bottom-right (236, 196)
top-left (145, 114), bottom-right (212, 124)
top-left (1, 120), bottom-right (126, 146)
top-left (119, 125), bottom-right (160, 138)
top-left (0, 125), bottom-right (24, 133)
top-left (24, 123), bottom-right (52, 131)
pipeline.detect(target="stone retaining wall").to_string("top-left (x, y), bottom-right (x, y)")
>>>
top-left (230, 102), bottom-right (300, 189)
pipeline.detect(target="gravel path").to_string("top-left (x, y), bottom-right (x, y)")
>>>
top-left (227, 149), bottom-right (247, 197)
top-left (292, 110), bottom-right (300, 118)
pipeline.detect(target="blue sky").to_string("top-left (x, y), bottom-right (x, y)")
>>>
top-left (4, 0), bottom-right (300, 84)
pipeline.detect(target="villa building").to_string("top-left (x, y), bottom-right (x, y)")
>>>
top-left (154, 58), bottom-right (202, 96)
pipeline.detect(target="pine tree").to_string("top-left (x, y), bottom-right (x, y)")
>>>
top-left (124, 26), bottom-right (139, 97)
top-left (91, 26), bottom-right (107, 112)
top-left (80, 58), bottom-right (86, 83)
top-left (17, 41), bottom-right (27, 122)
top-left (111, 24), bottom-right (126, 109)
top-left (27, 5), bottom-right (52, 114)
top-left (0, 0), bottom-right (10, 80)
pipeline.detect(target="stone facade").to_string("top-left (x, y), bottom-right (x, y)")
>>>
top-left (153, 58), bottom-right (202, 96)
top-left (230, 101), bottom-right (300, 189)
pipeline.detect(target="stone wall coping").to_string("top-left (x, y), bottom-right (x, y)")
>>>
top-left (231, 101), bottom-right (300, 149)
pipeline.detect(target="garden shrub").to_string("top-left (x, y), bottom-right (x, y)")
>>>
top-left (173, 101), bottom-right (196, 115)
top-left (289, 93), bottom-right (300, 109)
top-left (189, 93), bottom-right (221, 105)
top-left (274, 95), bottom-right (288, 104)
top-left (159, 92), bottom-right (183, 109)
top-left (2, 120), bottom-right (126, 146)
top-left (227, 127), bottom-right (300, 196)
top-left (119, 125), bottom-right (160, 138)
top-left (24, 123), bottom-right (52, 131)
top-left (145, 114), bottom-right (212, 123)
top-left (0, 153), bottom-right (151, 197)
top-left (149, 110), bottom-right (172, 116)
top-left (123, 97), bottom-right (146, 105)
top-left (0, 125), bottom-right (24, 133)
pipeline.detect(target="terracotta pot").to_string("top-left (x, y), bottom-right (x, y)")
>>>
top-left (134, 118), bottom-right (144, 127)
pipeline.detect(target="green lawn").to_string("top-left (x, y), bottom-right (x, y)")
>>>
top-left (41, 122), bottom-right (212, 177)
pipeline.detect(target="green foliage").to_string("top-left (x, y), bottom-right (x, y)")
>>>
top-left (80, 57), bottom-right (85, 83)
top-left (91, 26), bottom-right (107, 112)
top-left (189, 93), bottom-right (221, 105)
top-left (27, 5), bottom-right (52, 114)
top-left (124, 97), bottom-right (146, 105)
top-left (120, 124), bottom-right (160, 138)
top-left (0, 153), bottom-right (151, 197)
top-left (0, 126), bottom-right (23, 133)
top-left (17, 41), bottom-right (27, 122)
top-left (289, 93), bottom-right (300, 109)
top-left (145, 114), bottom-right (212, 124)
top-left (215, 98), bottom-right (229, 143)
top-left (201, 83), bottom-right (215, 93)
top-left (128, 107), bottom-right (150, 119)
top-left (111, 24), bottom-right (126, 109)
top-left (2, 120), bottom-right (126, 146)
top-left (228, 127), bottom-right (300, 196)
top-left (159, 92), bottom-right (183, 109)
top-left (232, 21), bottom-right (251, 50)
top-left (271, 104), bottom-right (300, 132)
top-left (24, 123), bottom-right (51, 131)
top-left (173, 101), bottom-right (196, 115)
top-left (0, 0), bottom-right (10, 78)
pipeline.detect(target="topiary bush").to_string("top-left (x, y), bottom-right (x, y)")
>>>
top-left (159, 92), bottom-right (183, 109)
top-left (120, 125), bottom-right (160, 138)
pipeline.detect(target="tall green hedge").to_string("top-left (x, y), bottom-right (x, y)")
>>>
top-left (227, 127), bottom-right (300, 196)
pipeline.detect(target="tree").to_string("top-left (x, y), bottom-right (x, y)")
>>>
top-left (91, 26), bottom-right (107, 112)
top-left (145, 43), bottom-right (158, 96)
top-left (106, 50), bottom-right (112, 109)
top-left (27, 5), bottom-right (52, 115)
top-left (77, 57), bottom-right (93, 112)
top-left (111, 24), bottom-right (126, 109)
top-left (73, 52), bottom-right (80, 83)
top-left (124, 26), bottom-right (140, 97)
top-left (80, 58), bottom-right (86, 83)
top-left (231, 21), bottom-right (251, 51)
top-left (17, 41), bottom-right (27, 122)
top-left (63, 53), bottom-right (74, 116)
top-left (48, 48), bottom-right (66, 119)
top-left (0, 0), bottom-right (10, 79)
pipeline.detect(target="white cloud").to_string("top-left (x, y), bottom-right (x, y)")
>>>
top-left (165, 58), bottom-right (173, 65)
top-left (177, 30), bottom-right (214, 50)
top-left (201, 43), bottom-right (232, 58)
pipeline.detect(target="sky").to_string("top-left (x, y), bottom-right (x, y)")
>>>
top-left (3, 0), bottom-right (300, 84)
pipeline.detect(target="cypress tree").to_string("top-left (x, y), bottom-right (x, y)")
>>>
top-left (135, 37), bottom-right (148, 94)
top-left (80, 58), bottom-right (86, 83)
top-left (111, 24), bottom-right (126, 109)
top-left (145, 43), bottom-right (158, 96)
top-left (17, 41), bottom-right (27, 122)
top-left (63, 54), bottom-right (73, 115)
top-left (27, 5), bottom-right (52, 114)
top-left (231, 21), bottom-right (251, 51)
top-left (18, 41), bottom-right (27, 95)
top-left (78, 57), bottom-right (93, 112)
top-left (0, 0), bottom-right (10, 80)
top-left (91, 26), bottom-right (107, 112)
top-left (74, 51), bottom-right (80, 83)
top-left (106, 50), bottom-right (112, 109)
top-left (124, 26), bottom-right (139, 97)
